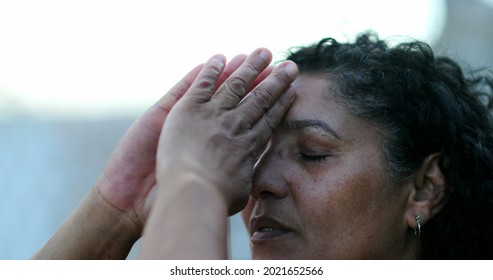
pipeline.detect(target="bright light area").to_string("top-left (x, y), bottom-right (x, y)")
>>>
top-left (479, 0), bottom-right (493, 8)
top-left (0, 0), bottom-right (446, 119)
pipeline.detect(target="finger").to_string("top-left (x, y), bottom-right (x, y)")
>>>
top-left (215, 54), bottom-right (247, 91)
top-left (212, 48), bottom-right (272, 108)
top-left (155, 63), bottom-right (205, 114)
top-left (185, 54), bottom-right (227, 103)
top-left (237, 60), bottom-right (298, 127)
top-left (250, 86), bottom-right (296, 156)
top-left (140, 63), bottom-right (205, 135)
top-left (248, 65), bottom-right (274, 92)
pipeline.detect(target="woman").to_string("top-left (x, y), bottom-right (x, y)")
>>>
top-left (140, 32), bottom-right (493, 259)
top-left (34, 33), bottom-right (493, 259)
top-left (241, 33), bottom-right (493, 259)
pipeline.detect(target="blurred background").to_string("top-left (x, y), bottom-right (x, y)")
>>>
top-left (1, 0), bottom-right (492, 259)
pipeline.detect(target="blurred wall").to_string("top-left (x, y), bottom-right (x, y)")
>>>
top-left (0, 116), bottom-right (251, 259)
top-left (0, 118), bottom-right (131, 258)
top-left (0, 116), bottom-right (250, 259)
top-left (435, 0), bottom-right (493, 68)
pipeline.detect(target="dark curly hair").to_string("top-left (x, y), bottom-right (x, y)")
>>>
top-left (286, 32), bottom-right (493, 259)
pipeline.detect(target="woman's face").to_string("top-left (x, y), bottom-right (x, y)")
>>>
top-left (242, 74), bottom-right (412, 259)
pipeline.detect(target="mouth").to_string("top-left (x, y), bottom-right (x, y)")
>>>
top-left (250, 216), bottom-right (292, 244)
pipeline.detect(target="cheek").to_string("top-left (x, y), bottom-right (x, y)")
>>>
top-left (295, 167), bottom-right (381, 228)
top-left (332, 170), bottom-right (383, 216)
top-left (285, 170), bottom-right (334, 221)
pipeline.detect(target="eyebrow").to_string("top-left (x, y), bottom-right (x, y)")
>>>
top-left (285, 119), bottom-right (341, 140)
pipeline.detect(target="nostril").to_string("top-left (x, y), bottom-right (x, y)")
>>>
top-left (257, 190), bottom-right (278, 199)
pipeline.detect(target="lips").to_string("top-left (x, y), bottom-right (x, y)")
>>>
top-left (250, 216), bottom-right (292, 243)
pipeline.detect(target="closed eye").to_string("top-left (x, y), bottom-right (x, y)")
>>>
top-left (300, 153), bottom-right (328, 162)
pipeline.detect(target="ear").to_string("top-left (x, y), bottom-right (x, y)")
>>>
top-left (404, 153), bottom-right (448, 231)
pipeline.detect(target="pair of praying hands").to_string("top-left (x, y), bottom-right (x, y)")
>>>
top-left (32, 48), bottom-right (297, 259)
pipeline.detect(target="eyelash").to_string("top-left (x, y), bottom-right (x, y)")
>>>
top-left (300, 153), bottom-right (328, 162)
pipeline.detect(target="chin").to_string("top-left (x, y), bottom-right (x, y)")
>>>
top-left (250, 246), bottom-right (300, 260)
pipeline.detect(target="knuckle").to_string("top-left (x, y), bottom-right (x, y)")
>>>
top-left (196, 63), bottom-right (223, 89)
top-left (244, 63), bottom-right (260, 77)
top-left (250, 133), bottom-right (268, 157)
top-left (270, 71), bottom-right (289, 87)
top-left (223, 77), bottom-right (248, 97)
top-left (253, 72), bottom-right (289, 98)
top-left (196, 77), bottom-right (216, 89)
top-left (222, 111), bottom-right (246, 134)
top-left (252, 89), bottom-right (272, 112)
top-left (262, 112), bottom-right (281, 132)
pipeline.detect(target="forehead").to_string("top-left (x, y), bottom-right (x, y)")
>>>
top-left (286, 74), bottom-right (378, 141)
top-left (287, 74), bottom-right (345, 123)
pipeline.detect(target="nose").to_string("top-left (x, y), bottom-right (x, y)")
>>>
top-left (250, 146), bottom-right (289, 199)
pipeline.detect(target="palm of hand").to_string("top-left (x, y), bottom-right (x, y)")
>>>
top-left (97, 106), bottom-right (166, 229)
top-left (94, 63), bottom-right (205, 232)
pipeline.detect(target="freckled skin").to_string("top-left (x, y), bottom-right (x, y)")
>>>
top-left (242, 74), bottom-right (414, 259)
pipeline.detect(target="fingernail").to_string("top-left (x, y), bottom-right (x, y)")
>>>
top-left (258, 48), bottom-right (271, 62)
top-left (211, 54), bottom-right (225, 68)
top-left (283, 62), bottom-right (298, 78)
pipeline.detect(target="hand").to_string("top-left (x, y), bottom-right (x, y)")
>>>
top-left (33, 54), bottom-right (274, 260)
top-left (95, 53), bottom-right (269, 234)
top-left (156, 48), bottom-right (298, 214)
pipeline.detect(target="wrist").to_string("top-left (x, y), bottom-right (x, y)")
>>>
top-left (156, 164), bottom-right (232, 208)
top-left (140, 172), bottom-right (229, 259)
top-left (92, 185), bottom-right (143, 249)
top-left (71, 186), bottom-right (143, 259)
top-left (32, 187), bottom-right (140, 260)
top-left (33, 186), bottom-right (141, 259)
